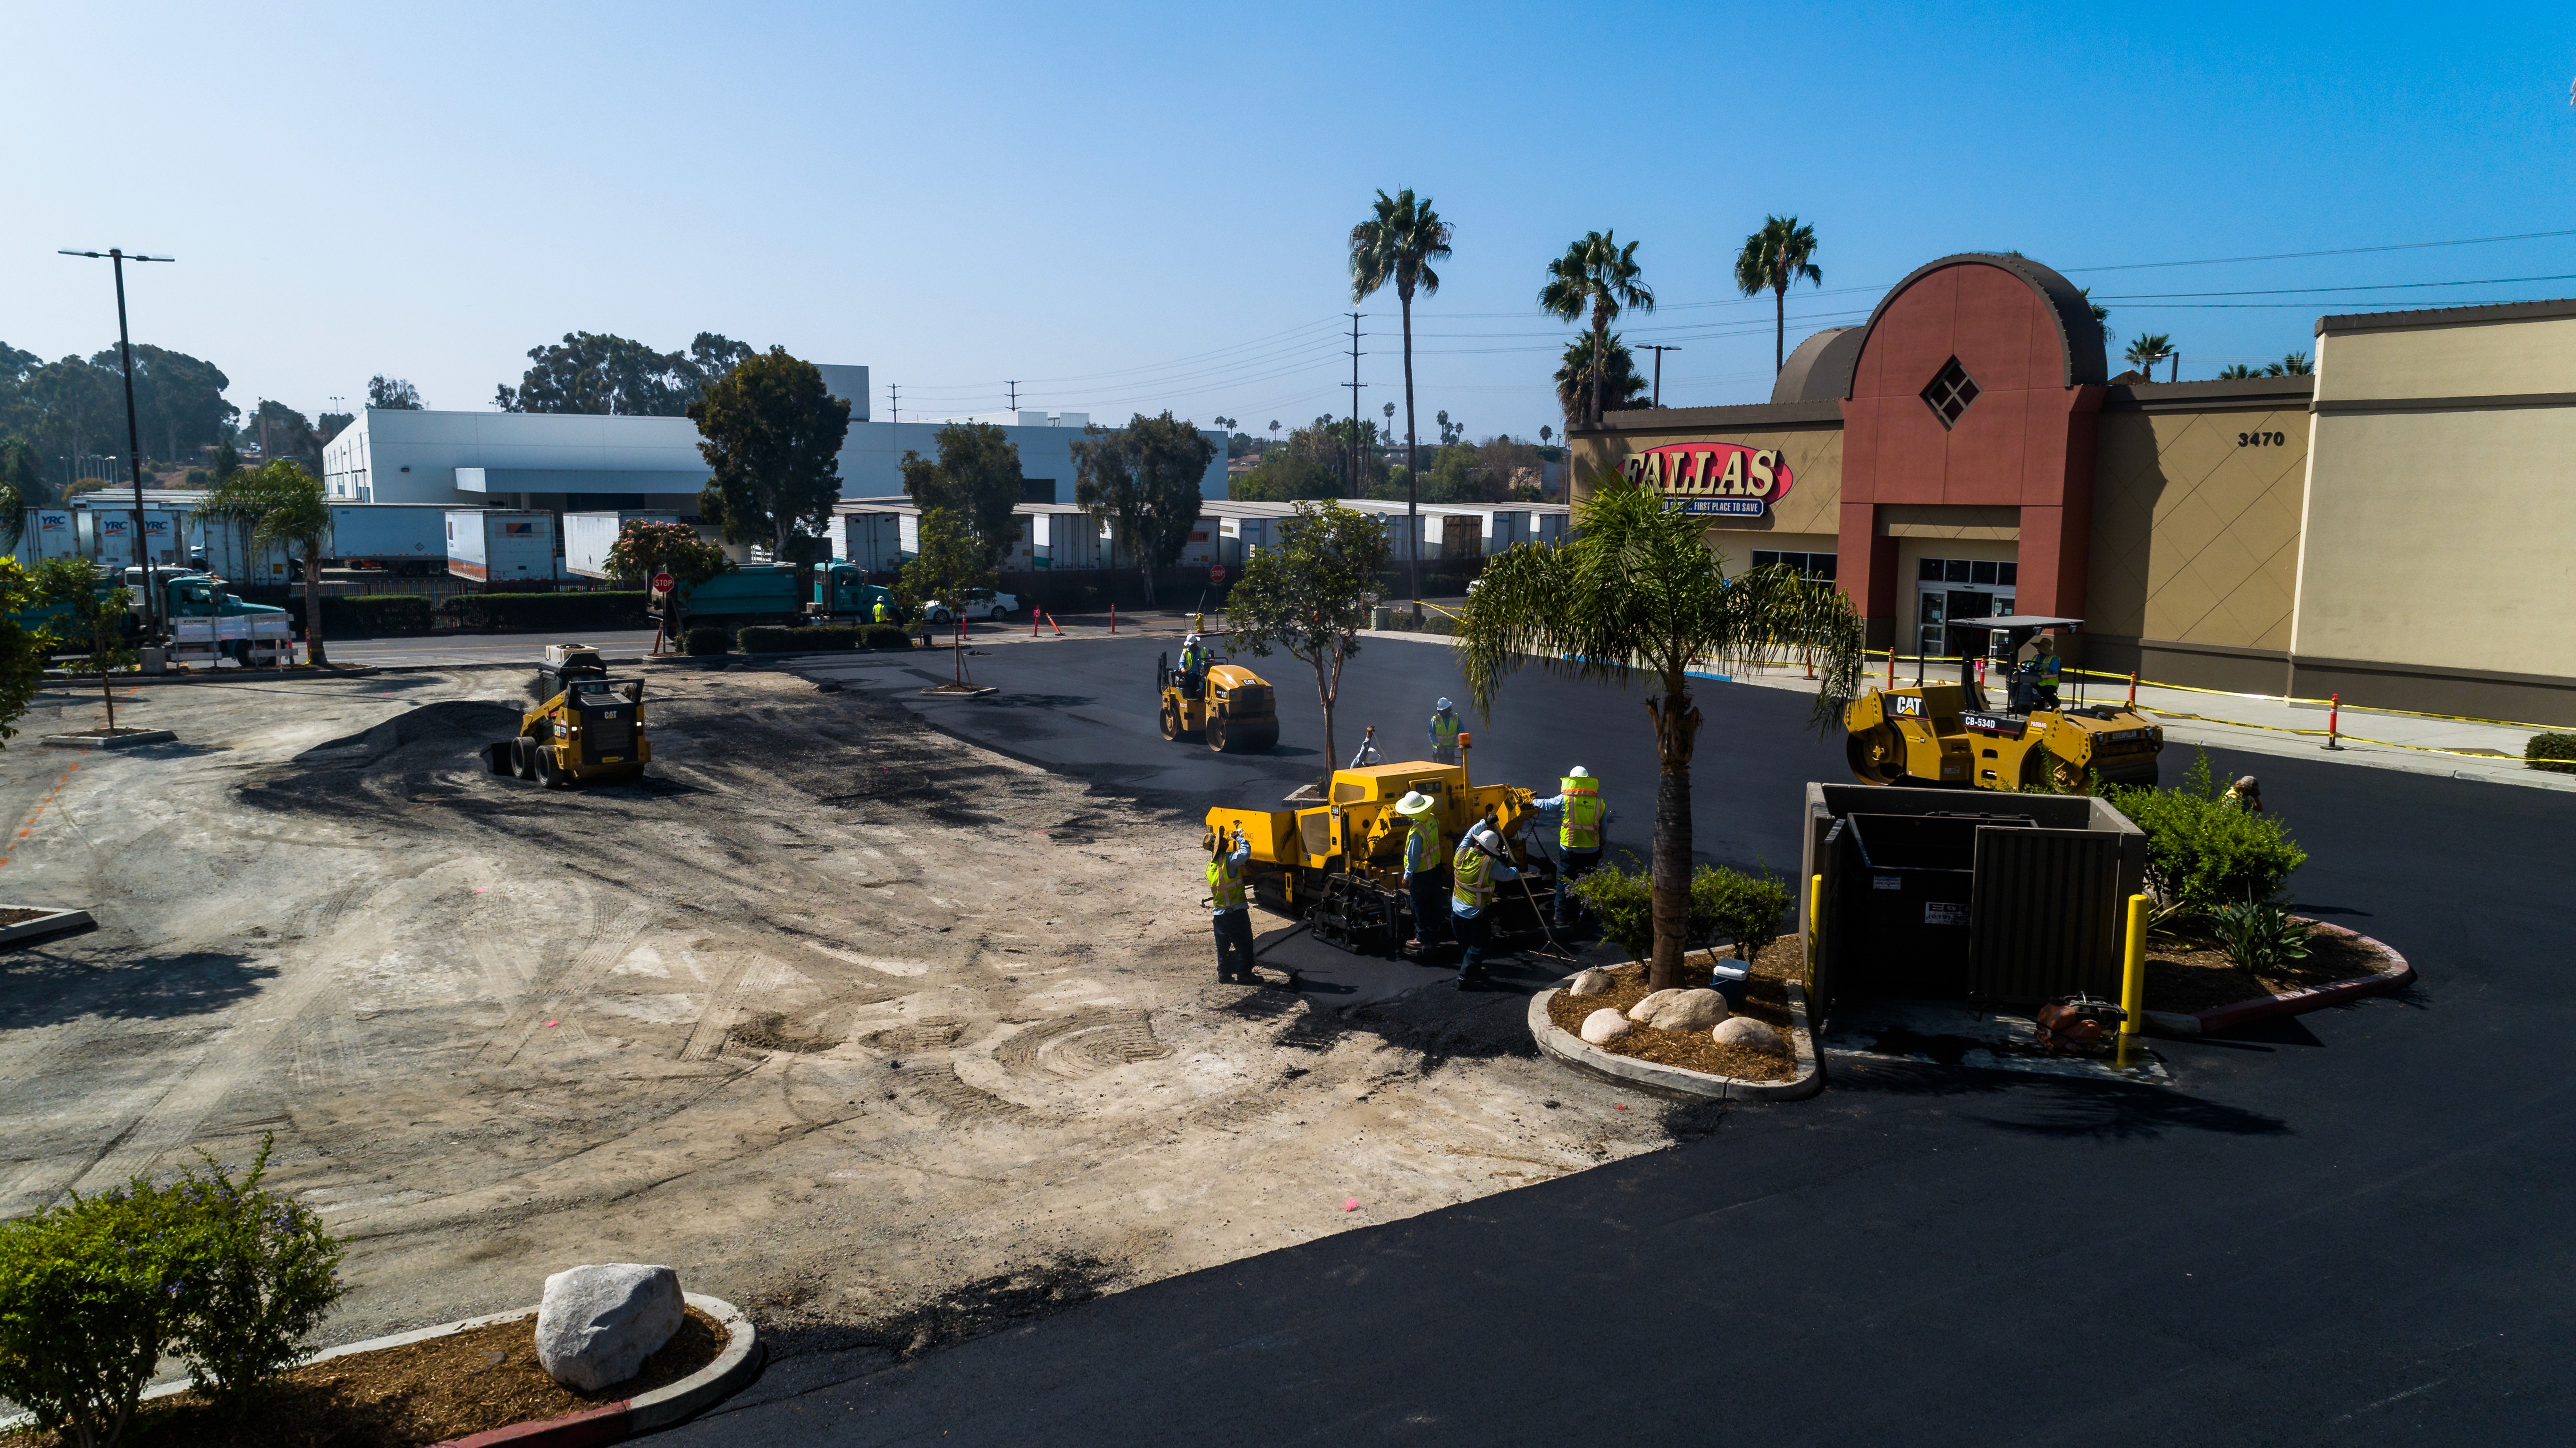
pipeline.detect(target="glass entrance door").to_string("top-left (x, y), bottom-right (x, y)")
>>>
top-left (1915, 587), bottom-right (2015, 661)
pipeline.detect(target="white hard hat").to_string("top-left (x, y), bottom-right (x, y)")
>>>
top-left (1569, 765), bottom-right (1590, 778)
top-left (1435, 697), bottom-right (1453, 711)
top-left (1395, 791), bottom-right (1436, 818)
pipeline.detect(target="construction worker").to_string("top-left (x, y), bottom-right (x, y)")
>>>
top-left (1449, 818), bottom-right (1519, 988)
top-left (1207, 826), bottom-right (1256, 983)
top-left (1395, 790), bottom-right (1447, 955)
top-left (872, 596), bottom-right (892, 626)
top-left (2032, 636), bottom-right (2063, 709)
top-left (2223, 775), bottom-right (2265, 813)
top-left (1177, 633), bottom-right (1211, 698)
top-left (1428, 698), bottom-right (1463, 764)
top-left (1531, 766), bottom-right (1608, 930)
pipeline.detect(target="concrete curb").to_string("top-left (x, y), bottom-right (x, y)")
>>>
top-left (1528, 974), bottom-right (1826, 1101)
top-left (0, 906), bottom-right (93, 946)
top-left (2188, 920), bottom-right (2415, 1035)
top-left (1, 1292), bottom-right (760, 1441)
top-left (41, 669), bottom-right (386, 687)
top-left (42, 729), bottom-right (174, 748)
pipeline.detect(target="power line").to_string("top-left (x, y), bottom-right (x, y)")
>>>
top-left (2061, 226), bottom-right (2576, 274)
top-left (2091, 271), bottom-right (2576, 300)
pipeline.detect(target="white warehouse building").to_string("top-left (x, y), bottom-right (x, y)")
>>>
top-left (322, 364), bottom-right (1229, 513)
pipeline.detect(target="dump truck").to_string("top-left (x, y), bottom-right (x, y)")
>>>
top-left (807, 562), bottom-right (900, 624)
top-left (1158, 651), bottom-right (1278, 753)
top-left (1843, 615), bottom-right (2163, 792)
top-left (17, 569), bottom-right (289, 661)
top-left (488, 668), bottom-right (649, 788)
top-left (652, 564), bottom-right (805, 635)
top-left (1203, 754), bottom-right (1556, 954)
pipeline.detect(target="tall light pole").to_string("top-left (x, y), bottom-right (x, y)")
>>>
top-left (1640, 343), bottom-right (1682, 408)
top-left (59, 247), bottom-right (173, 635)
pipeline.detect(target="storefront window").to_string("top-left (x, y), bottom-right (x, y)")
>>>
top-left (1752, 550), bottom-right (1837, 580)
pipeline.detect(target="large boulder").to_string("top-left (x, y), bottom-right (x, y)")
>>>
top-left (1579, 1008), bottom-right (1633, 1045)
top-left (1713, 1016), bottom-right (1785, 1052)
top-left (1629, 988), bottom-right (1729, 1033)
top-left (535, 1263), bottom-right (684, 1391)
top-left (1564, 967), bottom-right (1617, 997)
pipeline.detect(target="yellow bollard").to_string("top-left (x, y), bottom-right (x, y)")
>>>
top-left (2119, 892), bottom-right (2149, 1045)
top-left (1806, 872), bottom-right (1824, 998)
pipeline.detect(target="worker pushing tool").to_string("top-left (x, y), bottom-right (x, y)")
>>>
top-left (1428, 697), bottom-right (1463, 764)
top-left (1528, 765), bottom-right (1609, 931)
top-left (1208, 825), bottom-right (1256, 983)
top-left (1394, 790), bottom-right (1447, 956)
top-left (1449, 818), bottom-right (1519, 988)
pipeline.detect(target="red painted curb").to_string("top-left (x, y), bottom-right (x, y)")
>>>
top-left (435, 1399), bottom-right (630, 1448)
top-left (2191, 921), bottom-right (2414, 1035)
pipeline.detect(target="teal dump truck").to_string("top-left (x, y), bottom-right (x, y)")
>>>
top-left (15, 569), bottom-right (289, 663)
top-left (809, 563), bottom-right (899, 623)
top-left (652, 564), bottom-right (804, 635)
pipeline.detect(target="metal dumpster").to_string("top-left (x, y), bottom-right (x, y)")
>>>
top-left (1840, 812), bottom-right (2035, 996)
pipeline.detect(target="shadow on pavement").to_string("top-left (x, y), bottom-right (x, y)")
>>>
top-left (0, 946), bottom-right (278, 1029)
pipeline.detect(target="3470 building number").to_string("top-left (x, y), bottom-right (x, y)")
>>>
top-left (2237, 431), bottom-right (2289, 447)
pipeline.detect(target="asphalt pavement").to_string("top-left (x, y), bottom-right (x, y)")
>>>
top-left (662, 635), bottom-right (2576, 1447)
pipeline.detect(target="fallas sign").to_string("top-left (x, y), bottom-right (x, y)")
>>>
top-left (1619, 442), bottom-right (1794, 517)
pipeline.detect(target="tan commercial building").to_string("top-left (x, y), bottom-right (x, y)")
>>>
top-left (1571, 253), bottom-right (2576, 724)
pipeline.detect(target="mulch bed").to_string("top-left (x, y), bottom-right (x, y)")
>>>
top-left (0, 907), bottom-right (56, 926)
top-left (1544, 936), bottom-right (1803, 1083)
top-left (3, 1306), bottom-right (723, 1448)
top-left (2144, 923), bottom-right (2390, 1014)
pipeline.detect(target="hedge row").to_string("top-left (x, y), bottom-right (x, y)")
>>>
top-left (2527, 731), bottom-right (2576, 774)
top-left (737, 624), bottom-right (915, 654)
top-left (316, 593), bottom-right (439, 636)
top-left (440, 591), bottom-right (651, 631)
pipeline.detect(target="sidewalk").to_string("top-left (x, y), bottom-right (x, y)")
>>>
top-left (1352, 629), bottom-right (2576, 795)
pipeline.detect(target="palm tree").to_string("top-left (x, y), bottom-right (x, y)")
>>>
top-left (1552, 332), bottom-right (1649, 432)
top-left (2124, 333), bottom-right (2176, 381)
top-left (206, 459), bottom-right (331, 667)
top-left (1349, 188), bottom-right (1455, 609)
top-left (1459, 480), bottom-right (1864, 991)
top-left (1734, 215), bottom-right (1824, 373)
top-left (2216, 364), bottom-right (2261, 380)
top-left (2265, 352), bottom-right (2314, 376)
top-left (1538, 230), bottom-right (1655, 431)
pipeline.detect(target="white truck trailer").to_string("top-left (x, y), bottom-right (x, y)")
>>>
top-left (328, 504), bottom-right (449, 575)
top-left (445, 509), bottom-right (559, 583)
top-left (563, 510), bottom-right (681, 580)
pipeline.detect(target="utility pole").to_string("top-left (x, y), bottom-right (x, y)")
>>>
top-left (1005, 381), bottom-right (1020, 412)
top-left (886, 384), bottom-right (901, 491)
top-left (1342, 312), bottom-right (1366, 499)
top-left (58, 247), bottom-right (172, 636)
top-left (1641, 344), bottom-right (1682, 408)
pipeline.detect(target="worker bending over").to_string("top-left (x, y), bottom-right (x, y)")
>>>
top-left (1207, 827), bottom-right (1256, 983)
top-left (1394, 790), bottom-right (1447, 956)
top-left (2223, 775), bottom-right (2264, 813)
top-left (1529, 765), bottom-right (1609, 930)
top-left (1428, 697), bottom-right (1462, 764)
top-left (1449, 819), bottom-right (1519, 989)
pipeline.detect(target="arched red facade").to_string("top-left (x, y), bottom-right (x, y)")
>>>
top-left (1837, 255), bottom-right (2110, 643)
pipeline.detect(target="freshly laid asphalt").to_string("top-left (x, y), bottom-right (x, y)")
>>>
top-left (665, 635), bottom-right (2575, 1446)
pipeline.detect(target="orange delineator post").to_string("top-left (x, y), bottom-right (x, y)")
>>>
top-left (1047, 610), bottom-right (1063, 637)
top-left (1885, 647), bottom-right (1895, 688)
top-left (2128, 669), bottom-right (2138, 707)
top-left (1109, 604), bottom-right (1117, 635)
top-left (1032, 610), bottom-right (1041, 639)
top-left (2326, 693), bottom-right (2341, 750)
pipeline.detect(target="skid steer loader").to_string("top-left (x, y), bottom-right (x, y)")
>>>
top-left (489, 662), bottom-right (650, 789)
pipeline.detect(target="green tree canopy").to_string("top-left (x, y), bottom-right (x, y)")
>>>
top-left (32, 557), bottom-right (136, 728)
top-left (205, 459), bottom-right (332, 666)
top-left (1734, 214), bottom-right (1823, 374)
top-left (1539, 230), bottom-right (1654, 429)
top-left (1222, 500), bottom-right (1390, 784)
top-left (2124, 332), bottom-right (2176, 379)
top-left (0, 343), bottom-right (235, 470)
top-left (1456, 480), bottom-right (1864, 990)
top-left (901, 421), bottom-right (1027, 568)
top-left (367, 375), bottom-right (423, 409)
top-left (689, 348), bottom-right (851, 562)
top-left (1071, 412), bottom-right (1216, 604)
top-left (604, 518), bottom-right (731, 588)
top-left (1554, 332), bottom-right (1649, 430)
top-left (497, 331), bottom-right (755, 415)
top-left (899, 508), bottom-right (1001, 685)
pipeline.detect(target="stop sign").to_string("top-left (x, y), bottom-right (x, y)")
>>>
top-left (651, 572), bottom-right (675, 593)
top-left (1211, 564), bottom-right (1227, 582)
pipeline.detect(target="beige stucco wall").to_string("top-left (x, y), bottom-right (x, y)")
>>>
top-left (2089, 406), bottom-right (2308, 654)
top-left (2294, 404), bottom-right (2576, 677)
top-left (2314, 315), bottom-right (2576, 403)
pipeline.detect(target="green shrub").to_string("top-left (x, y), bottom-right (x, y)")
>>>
top-left (860, 624), bottom-right (912, 650)
top-left (683, 627), bottom-right (730, 657)
top-left (2208, 897), bottom-right (2315, 978)
top-left (2525, 732), bottom-right (2576, 774)
top-left (1570, 856), bottom-right (1791, 968)
top-left (2105, 751), bottom-right (2308, 923)
top-left (0, 1135), bottom-right (345, 1443)
top-left (317, 593), bottom-right (438, 636)
top-left (0, 1182), bottom-right (177, 1447)
top-left (1572, 855), bottom-right (1656, 962)
top-left (440, 591), bottom-right (650, 632)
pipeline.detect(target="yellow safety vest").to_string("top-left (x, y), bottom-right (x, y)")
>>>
top-left (1405, 818), bottom-right (1441, 876)
top-left (873, 600), bottom-right (891, 623)
top-left (2036, 654), bottom-right (2061, 686)
top-left (1207, 854), bottom-right (1246, 911)
top-left (1431, 711), bottom-right (1461, 746)
top-left (1451, 838), bottom-right (1493, 913)
top-left (1559, 776), bottom-right (1602, 851)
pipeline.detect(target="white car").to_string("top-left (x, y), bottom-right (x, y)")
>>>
top-left (923, 589), bottom-right (1019, 624)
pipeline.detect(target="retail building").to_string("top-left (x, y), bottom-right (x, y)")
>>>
top-left (1570, 252), bottom-right (2576, 723)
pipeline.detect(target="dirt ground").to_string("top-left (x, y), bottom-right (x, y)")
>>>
top-left (0, 662), bottom-right (1698, 1365)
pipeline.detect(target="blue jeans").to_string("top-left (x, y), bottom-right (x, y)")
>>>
top-left (1408, 873), bottom-right (1449, 951)
top-left (1213, 909), bottom-right (1255, 981)
top-left (1553, 847), bottom-right (1601, 926)
top-left (1454, 908), bottom-right (1490, 981)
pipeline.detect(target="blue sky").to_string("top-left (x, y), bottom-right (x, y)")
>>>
top-left (6, 1), bottom-right (2573, 441)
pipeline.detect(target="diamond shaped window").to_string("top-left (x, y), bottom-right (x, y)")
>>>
top-left (1920, 357), bottom-right (1980, 429)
